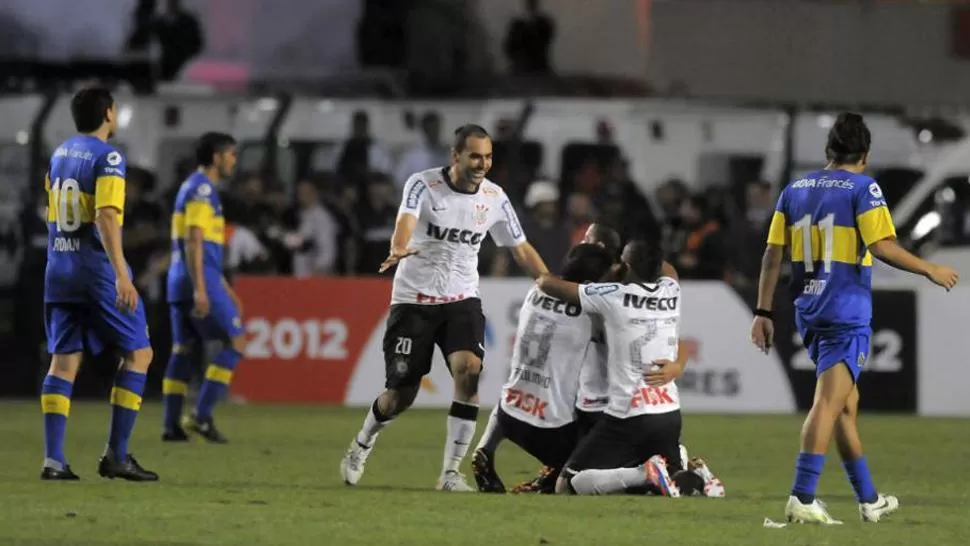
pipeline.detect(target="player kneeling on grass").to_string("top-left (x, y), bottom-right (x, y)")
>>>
top-left (535, 239), bottom-right (714, 497)
top-left (471, 243), bottom-right (615, 493)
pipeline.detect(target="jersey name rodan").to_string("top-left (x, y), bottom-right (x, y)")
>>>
top-left (578, 278), bottom-right (682, 418)
top-left (501, 285), bottom-right (593, 428)
top-left (767, 169), bottom-right (896, 336)
top-left (392, 167), bottom-right (526, 305)
top-left (44, 135), bottom-right (128, 302)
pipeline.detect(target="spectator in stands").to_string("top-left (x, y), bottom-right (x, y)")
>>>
top-left (394, 111), bottom-right (449, 189)
top-left (595, 156), bottom-right (659, 239)
top-left (492, 180), bottom-right (570, 277)
top-left (670, 195), bottom-right (731, 281)
top-left (565, 192), bottom-right (595, 246)
top-left (285, 179), bottom-right (339, 278)
top-left (154, 0), bottom-right (205, 81)
top-left (123, 169), bottom-right (167, 301)
top-left (334, 110), bottom-right (393, 185)
top-left (322, 177), bottom-right (362, 275)
top-left (358, 173), bottom-right (399, 274)
top-left (503, 0), bottom-right (556, 75)
top-left (126, 0), bottom-right (157, 57)
top-left (731, 180), bottom-right (775, 284)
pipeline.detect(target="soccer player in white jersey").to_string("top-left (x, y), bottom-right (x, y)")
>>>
top-left (537, 239), bottom-right (687, 496)
top-left (471, 243), bottom-right (616, 493)
top-left (340, 124), bottom-right (549, 491)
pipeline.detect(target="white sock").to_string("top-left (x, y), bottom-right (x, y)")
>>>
top-left (443, 400), bottom-right (479, 474)
top-left (474, 406), bottom-right (504, 454)
top-left (356, 400), bottom-right (392, 447)
top-left (571, 468), bottom-right (648, 495)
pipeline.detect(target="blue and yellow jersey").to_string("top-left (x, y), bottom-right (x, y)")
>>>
top-left (44, 135), bottom-right (127, 302)
top-left (767, 169), bottom-right (896, 334)
top-left (166, 171), bottom-right (226, 302)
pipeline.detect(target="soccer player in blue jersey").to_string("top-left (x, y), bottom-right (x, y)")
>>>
top-left (750, 113), bottom-right (959, 523)
top-left (162, 132), bottom-right (244, 444)
top-left (40, 87), bottom-right (158, 481)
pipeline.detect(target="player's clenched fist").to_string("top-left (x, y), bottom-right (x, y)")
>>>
top-left (926, 264), bottom-right (960, 291)
top-left (379, 247), bottom-right (419, 273)
top-left (750, 316), bottom-right (774, 355)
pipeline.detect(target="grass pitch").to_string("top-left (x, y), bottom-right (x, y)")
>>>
top-left (0, 401), bottom-right (968, 545)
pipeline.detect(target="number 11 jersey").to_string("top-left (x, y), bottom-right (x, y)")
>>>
top-left (767, 169), bottom-right (896, 335)
top-left (45, 135), bottom-right (128, 303)
top-left (500, 285), bottom-right (593, 428)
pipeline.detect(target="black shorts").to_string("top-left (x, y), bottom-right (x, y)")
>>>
top-left (575, 408), bottom-right (602, 440)
top-left (565, 410), bottom-right (682, 474)
top-left (382, 298), bottom-right (486, 389)
top-left (497, 407), bottom-right (579, 469)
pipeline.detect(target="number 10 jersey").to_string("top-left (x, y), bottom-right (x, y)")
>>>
top-left (45, 135), bottom-right (128, 303)
top-left (500, 285), bottom-right (593, 428)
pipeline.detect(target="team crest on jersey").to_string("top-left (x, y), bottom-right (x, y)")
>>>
top-left (106, 151), bottom-right (122, 166)
top-left (196, 184), bottom-right (212, 197)
top-left (474, 203), bottom-right (489, 226)
top-left (868, 183), bottom-right (883, 198)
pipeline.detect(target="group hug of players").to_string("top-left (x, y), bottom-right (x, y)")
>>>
top-left (42, 86), bottom-right (959, 524)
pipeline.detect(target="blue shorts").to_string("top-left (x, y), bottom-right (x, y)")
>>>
top-left (45, 298), bottom-right (151, 355)
top-left (169, 287), bottom-right (243, 347)
top-left (804, 328), bottom-right (871, 383)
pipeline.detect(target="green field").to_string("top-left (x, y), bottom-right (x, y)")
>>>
top-left (0, 401), bottom-right (968, 545)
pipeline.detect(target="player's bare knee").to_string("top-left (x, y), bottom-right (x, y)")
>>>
top-left (123, 347), bottom-right (154, 373)
top-left (381, 386), bottom-right (418, 416)
top-left (48, 354), bottom-right (82, 380)
top-left (230, 335), bottom-right (247, 356)
top-left (450, 353), bottom-right (482, 397)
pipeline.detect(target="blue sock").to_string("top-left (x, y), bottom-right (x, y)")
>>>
top-left (107, 370), bottom-right (147, 460)
top-left (195, 347), bottom-right (242, 421)
top-left (41, 375), bottom-right (74, 467)
top-left (162, 351), bottom-right (193, 432)
top-left (843, 456), bottom-right (878, 504)
top-left (791, 452), bottom-right (825, 504)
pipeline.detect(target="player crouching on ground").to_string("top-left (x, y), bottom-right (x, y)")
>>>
top-left (536, 239), bottom-right (722, 497)
top-left (472, 243), bottom-right (616, 493)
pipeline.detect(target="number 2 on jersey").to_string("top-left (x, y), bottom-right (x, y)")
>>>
top-left (794, 213), bottom-right (835, 273)
top-left (51, 177), bottom-right (82, 233)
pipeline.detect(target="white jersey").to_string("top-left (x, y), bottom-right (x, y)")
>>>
top-left (500, 285), bottom-right (593, 428)
top-left (392, 167), bottom-right (526, 305)
top-left (577, 278), bottom-right (682, 419)
top-left (575, 318), bottom-right (608, 412)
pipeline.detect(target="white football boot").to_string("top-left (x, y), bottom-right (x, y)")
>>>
top-left (436, 470), bottom-right (475, 492)
top-left (687, 457), bottom-right (725, 497)
top-left (340, 439), bottom-right (373, 486)
top-left (785, 496), bottom-right (843, 525)
top-left (859, 494), bottom-right (900, 522)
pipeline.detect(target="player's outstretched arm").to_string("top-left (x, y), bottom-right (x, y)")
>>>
top-left (536, 273), bottom-right (580, 304)
top-left (379, 214), bottom-right (419, 273)
top-left (510, 241), bottom-right (549, 279)
top-left (868, 238), bottom-right (959, 290)
top-left (94, 206), bottom-right (138, 312)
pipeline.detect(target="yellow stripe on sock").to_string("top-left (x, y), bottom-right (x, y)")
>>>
top-left (205, 365), bottom-right (234, 385)
top-left (163, 378), bottom-right (189, 395)
top-left (110, 387), bottom-right (143, 411)
top-left (41, 394), bottom-right (71, 416)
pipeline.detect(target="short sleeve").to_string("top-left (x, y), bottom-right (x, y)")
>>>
top-left (577, 282), bottom-right (621, 316)
top-left (854, 180), bottom-right (896, 246)
top-left (185, 183), bottom-right (216, 228)
top-left (398, 174), bottom-right (427, 218)
top-left (766, 189), bottom-right (787, 246)
top-left (488, 198), bottom-right (527, 248)
top-left (94, 149), bottom-right (127, 211)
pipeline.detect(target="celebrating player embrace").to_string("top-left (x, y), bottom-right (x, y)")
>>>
top-left (341, 124), bottom-right (549, 491)
top-left (751, 113), bottom-right (959, 524)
